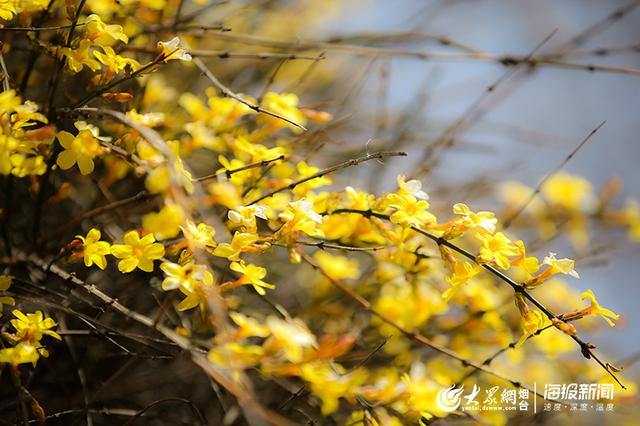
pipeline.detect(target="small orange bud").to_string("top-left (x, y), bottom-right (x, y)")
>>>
top-left (102, 92), bottom-right (134, 103)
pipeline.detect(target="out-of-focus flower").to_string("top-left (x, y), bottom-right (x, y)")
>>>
top-left (158, 37), bottom-right (192, 62)
top-left (229, 261), bottom-right (275, 295)
top-left (142, 204), bottom-right (184, 240)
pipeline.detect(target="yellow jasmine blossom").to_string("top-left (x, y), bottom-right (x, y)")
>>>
top-left (265, 316), bottom-right (316, 363)
top-left (514, 294), bottom-right (546, 346)
top-left (386, 193), bottom-right (436, 228)
top-left (292, 161), bottom-right (331, 196)
top-left (0, 342), bottom-right (40, 366)
top-left (228, 204), bottom-right (271, 233)
top-left (181, 220), bottom-right (217, 252)
top-left (111, 230), bottom-right (165, 272)
top-left (397, 175), bottom-right (429, 200)
top-left (229, 312), bottom-right (270, 339)
top-left (160, 261), bottom-right (214, 311)
top-left (452, 203), bottom-right (497, 233)
top-left (142, 204), bottom-right (185, 240)
top-left (85, 14), bottom-right (128, 45)
top-left (75, 228), bottom-right (111, 269)
top-left (511, 240), bottom-right (540, 276)
top-left (313, 251), bottom-right (360, 281)
top-left (300, 363), bottom-right (367, 416)
top-left (56, 129), bottom-right (104, 175)
top-left (443, 261), bottom-right (481, 300)
top-left (94, 46), bottom-right (141, 75)
top-left (9, 154), bottom-right (46, 177)
top-left (279, 199), bottom-right (325, 237)
top-left (60, 39), bottom-right (101, 73)
top-left (541, 172), bottom-right (596, 212)
top-left (258, 92), bottom-right (307, 131)
top-left (0, 275), bottom-right (16, 311)
top-left (158, 37), bottom-right (192, 62)
top-left (213, 232), bottom-right (260, 261)
top-left (581, 289), bottom-right (620, 327)
top-left (518, 309), bottom-right (545, 346)
top-left (476, 232), bottom-right (519, 270)
top-left (160, 261), bottom-right (213, 291)
top-left (0, 1), bottom-right (17, 21)
top-left (229, 261), bottom-right (275, 295)
top-left (624, 198), bottom-right (640, 241)
top-left (542, 253), bottom-right (579, 278)
top-left (10, 310), bottom-right (62, 352)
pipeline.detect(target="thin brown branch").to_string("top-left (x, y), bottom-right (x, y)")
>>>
top-left (328, 208), bottom-right (626, 388)
top-left (503, 121), bottom-right (605, 228)
top-left (191, 56), bottom-right (308, 131)
top-left (249, 151), bottom-right (407, 204)
top-left (194, 155), bottom-right (286, 182)
top-left (22, 252), bottom-right (295, 426)
top-left (300, 252), bottom-right (555, 403)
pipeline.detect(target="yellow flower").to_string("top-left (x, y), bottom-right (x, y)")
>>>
top-left (111, 230), bottom-right (165, 273)
top-left (160, 262), bottom-right (214, 311)
top-left (142, 204), bottom-right (184, 240)
top-left (279, 199), bottom-right (325, 237)
top-left (0, 275), bottom-right (16, 311)
top-left (213, 232), bottom-right (260, 261)
top-left (9, 154), bottom-right (46, 177)
top-left (228, 204), bottom-right (271, 233)
top-left (443, 261), bottom-right (481, 300)
top-left (386, 193), bottom-right (436, 228)
top-left (258, 92), bottom-right (307, 131)
top-left (581, 289), bottom-right (619, 327)
top-left (75, 228), bottom-right (111, 269)
top-left (10, 310), bottom-right (62, 354)
top-left (476, 232), bottom-right (519, 270)
top-left (94, 46), bottom-right (140, 75)
top-left (397, 175), bottom-right (429, 200)
top-left (313, 251), bottom-right (360, 281)
top-left (542, 253), bottom-right (579, 278)
top-left (85, 14), bottom-right (128, 45)
top-left (452, 203), bottom-right (497, 233)
top-left (56, 129), bottom-right (104, 175)
top-left (229, 261), bottom-right (275, 295)
top-left (265, 316), bottom-right (316, 363)
top-left (229, 312), bottom-right (270, 339)
top-left (158, 37), bottom-right (192, 62)
top-left (0, 343), bottom-right (40, 366)
top-left (0, 1), bottom-right (17, 21)
top-left (511, 240), bottom-right (540, 276)
top-left (300, 363), bottom-right (367, 416)
top-left (181, 220), bottom-right (217, 252)
top-left (541, 172), bottom-right (596, 212)
top-left (292, 161), bottom-right (331, 196)
top-left (624, 198), bottom-right (640, 241)
top-left (60, 40), bottom-right (101, 73)
top-left (518, 309), bottom-right (545, 346)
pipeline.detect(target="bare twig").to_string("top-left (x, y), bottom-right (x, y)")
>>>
top-left (249, 151), bottom-right (407, 204)
top-left (191, 56), bottom-right (308, 131)
top-left (503, 121), bottom-right (605, 228)
top-left (328, 208), bottom-right (625, 388)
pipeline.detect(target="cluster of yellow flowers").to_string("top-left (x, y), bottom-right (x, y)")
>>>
top-left (0, 1), bottom-right (636, 424)
top-left (0, 276), bottom-right (61, 365)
